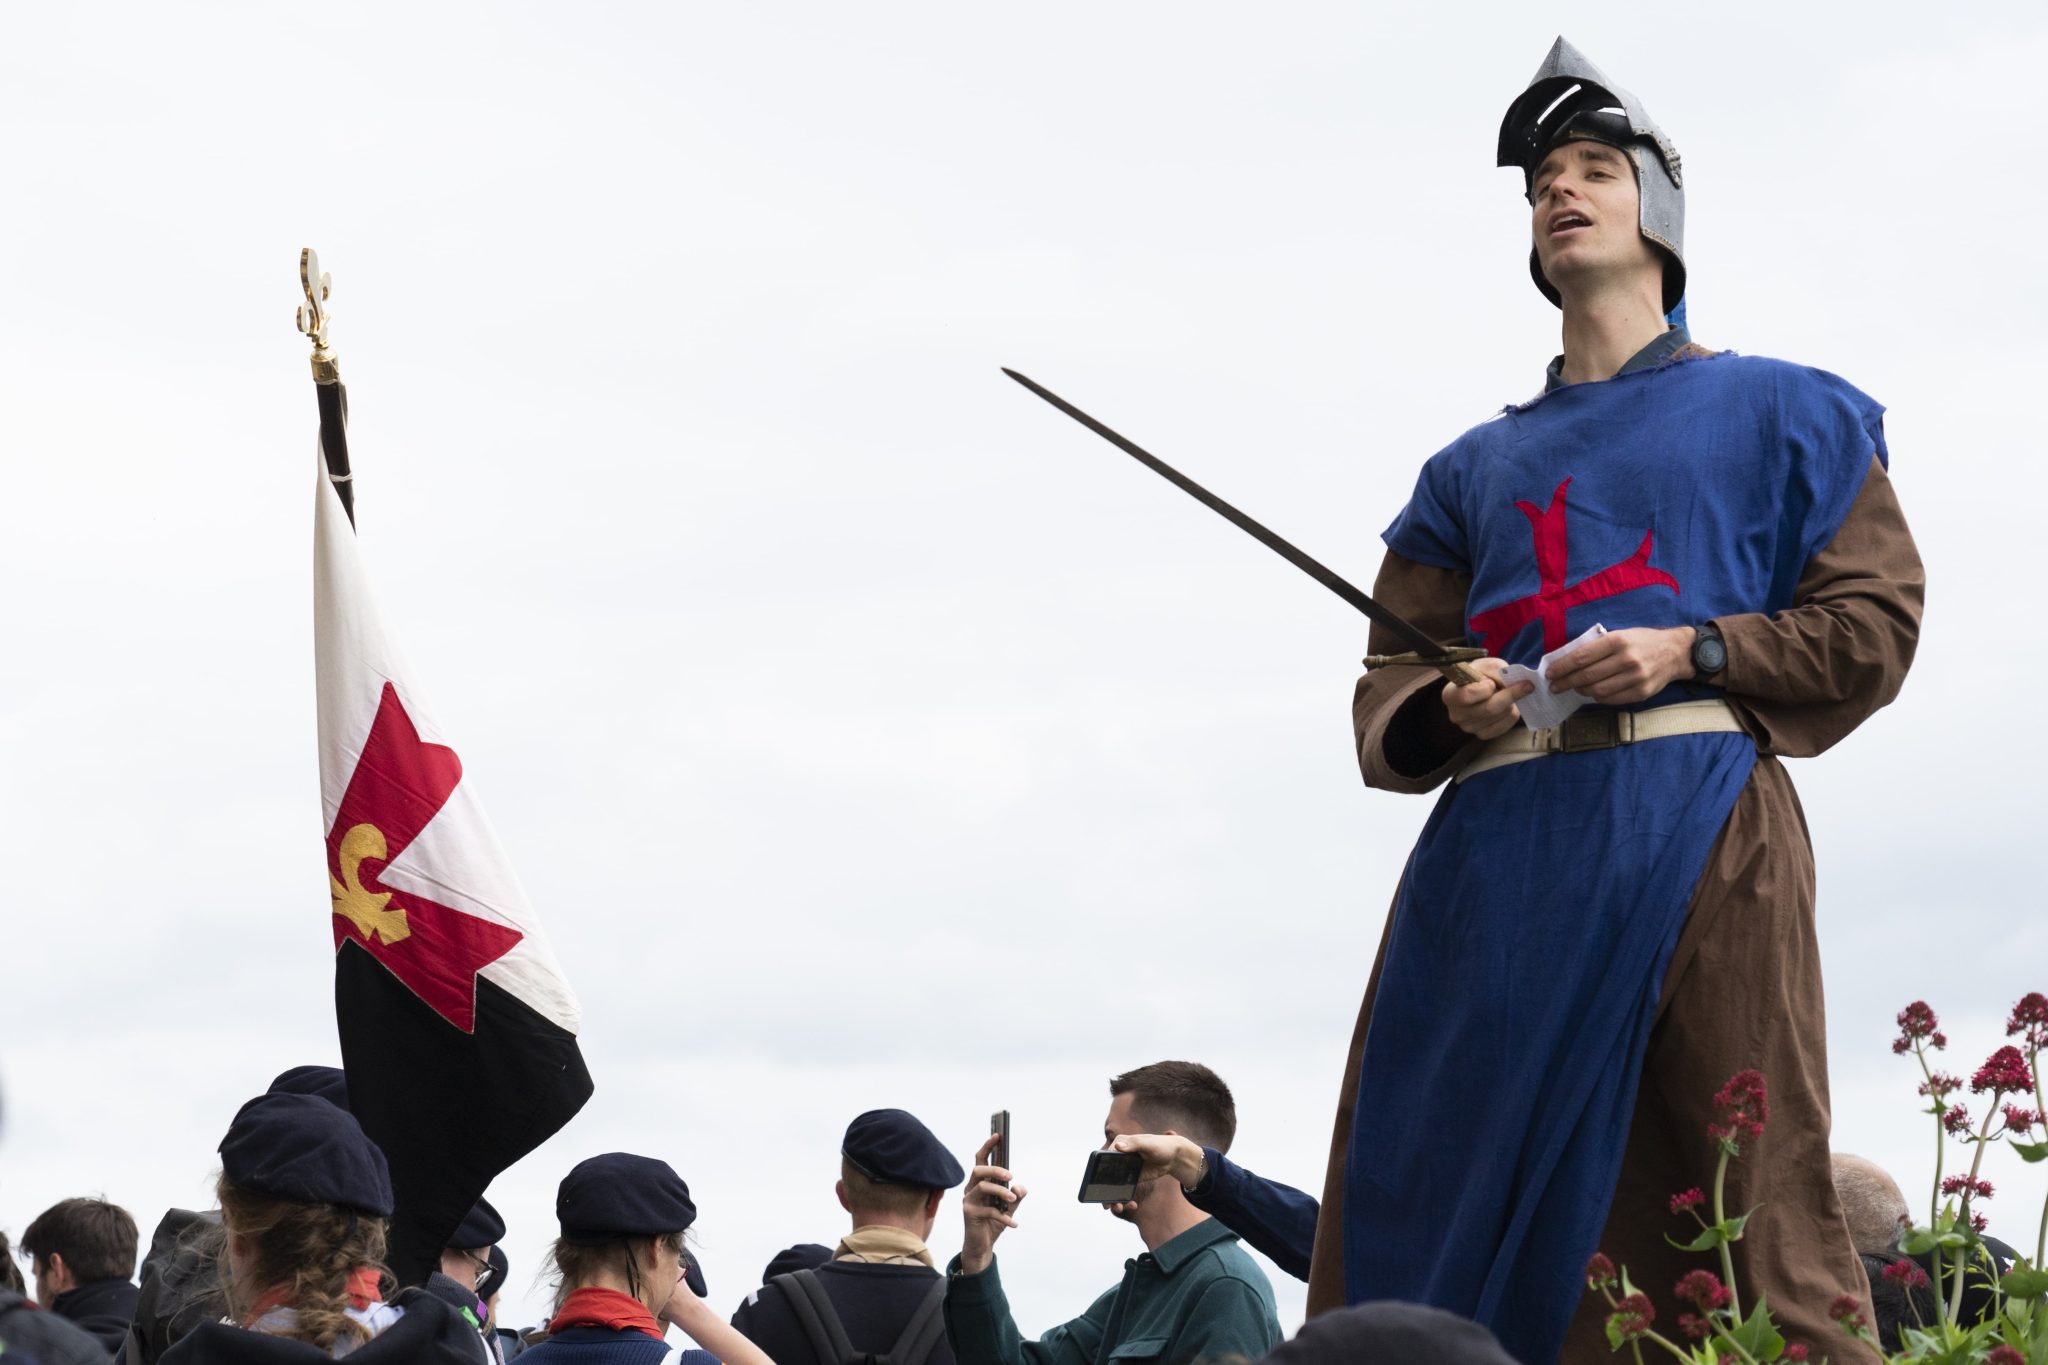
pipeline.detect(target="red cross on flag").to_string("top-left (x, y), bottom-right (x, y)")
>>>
top-left (314, 442), bottom-right (592, 1285)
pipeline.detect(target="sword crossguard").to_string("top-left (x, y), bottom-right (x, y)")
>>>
top-left (297, 247), bottom-right (340, 382)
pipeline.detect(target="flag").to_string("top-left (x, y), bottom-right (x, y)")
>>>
top-left (314, 445), bottom-right (593, 1285)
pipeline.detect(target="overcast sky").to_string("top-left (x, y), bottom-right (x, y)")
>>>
top-left (4, 0), bottom-right (2047, 1345)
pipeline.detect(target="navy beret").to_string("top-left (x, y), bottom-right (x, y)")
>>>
top-left (556, 1153), bottom-right (696, 1239)
top-left (219, 1092), bottom-right (393, 1216)
top-left (1262, 1303), bottom-right (1518, 1365)
top-left (480, 1245), bottom-right (508, 1299)
top-left (763, 1244), bottom-right (832, 1282)
top-left (266, 1065), bottom-right (350, 1112)
top-left (843, 1110), bottom-right (963, 1190)
top-left (683, 1248), bottom-right (707, 1300)
top-left (450, 1196), bottom-right (505, 1249)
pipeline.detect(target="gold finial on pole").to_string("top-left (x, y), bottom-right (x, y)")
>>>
top-left (297, 248), bottom-right (341, 384)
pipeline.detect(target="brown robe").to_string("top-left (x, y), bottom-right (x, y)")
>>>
top-left (1304, 456), bottom-right (1924, 1362)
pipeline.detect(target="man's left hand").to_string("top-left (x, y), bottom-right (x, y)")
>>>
top-left (1544, 626), bottom-right (1696, 704)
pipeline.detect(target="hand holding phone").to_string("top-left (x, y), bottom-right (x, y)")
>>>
top-left (1077, 1148), bottom-right (1144, 1203)
top-left (961, 1118), bottom-right (1027, 1276)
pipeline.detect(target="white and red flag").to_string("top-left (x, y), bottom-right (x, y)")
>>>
top-left (314, 444), bottom-right (592, 1285)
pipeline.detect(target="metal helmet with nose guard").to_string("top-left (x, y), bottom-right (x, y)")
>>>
top-left (1498, 37), bottom-right (1685, 313)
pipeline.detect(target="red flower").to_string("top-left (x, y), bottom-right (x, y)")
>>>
top-left (1669, 1188), bottom-right (1706, 1216)
top-left (1708, 1070), bottom-right (1769, 1146)
top-left (1674, 1269), bottom-right (1733, 1312)
top-left (1941, 1175), bottom-right (1994, 1200)
top-left (1896, 1001), bottom-right (1942, 1051)
top-left (1584, 1253), bottom-right (1617, 1291)
top-left (1973, 1046), bottom-right (2034, 1096)
top-left (1972, 1212), bottom-right (1990, 1233)
top-left (2003, 1105), bottom-right (2040, 1135)
top-left (1677, 1312), bottom-right (1711, 1341)
top-left (2009, 993), bottom-right (2048, 1050)
top-left (1988, 1347), bottom-right (2025, 1365)
top-left (1784, 1345), bottom-right (1809, 1362)
top-left (1829, 1293), bottom-right (1868, 1331)
top-left (1881, 1259), bottom-right (1930, 1291)
top-left (1919, 1072), bottom-right (1961, 1098)
top-left (1943, 1104), bottom-right (1974, 1136)
top-left (1606, 1293), bottom-right (1655, 1341)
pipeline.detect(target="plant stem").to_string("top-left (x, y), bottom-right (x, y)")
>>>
top-left (1712, 1146), bottom-right (1743, 1322)
top-left (1918, 1044), bottom-right (1948, 1309)
top-left (1951, 1105), bottom-right (2001, 1322)
top-left (2033, 1045), bottom-right (2046, 1272)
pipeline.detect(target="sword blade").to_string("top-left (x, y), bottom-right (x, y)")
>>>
top-left (1002, 368), bottom-right (1462, 667)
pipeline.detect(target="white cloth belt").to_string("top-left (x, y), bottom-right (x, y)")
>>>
top-left (1456, 699), bottom-right (1746, 782)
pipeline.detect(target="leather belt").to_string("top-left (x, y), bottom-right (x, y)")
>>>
top-left (1456, 699), bottom-right (1746, 782)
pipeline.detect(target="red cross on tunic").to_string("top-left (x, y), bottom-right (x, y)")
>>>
top-left (326, 683), bottom-right (524, 1032)
top-left (1466, 477), bottom-right (1680, 655)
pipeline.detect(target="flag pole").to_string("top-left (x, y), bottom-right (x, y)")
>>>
top-left (297, 248), bottom-right (355, 527)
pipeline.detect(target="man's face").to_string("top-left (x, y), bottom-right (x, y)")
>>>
top-left (1102, 1093), bottom-right (1156, 1225)
top-left (1529, 140), bottom-right (1658, 293)
top-left (439, 1246), bottom-right (488, 1292)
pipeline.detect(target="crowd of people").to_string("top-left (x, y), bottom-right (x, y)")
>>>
top-left (1, 1055), bottom-right (1991, 1365)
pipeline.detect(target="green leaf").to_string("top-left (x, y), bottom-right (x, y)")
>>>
top-left (1665, 1212), bottom-right (1755, 1254)
top-left (1604, 1317), bottom-right (1625, 1352)
top-left (1901, 1228), bottom-right (1943, 1255)
top-left (2011, 1140), bottom-right (2048, 1164)
top-left (1998, 1267), bottom-right (2048, 1299)
top-left (1722, 1296), bottom-right (1785, 1360)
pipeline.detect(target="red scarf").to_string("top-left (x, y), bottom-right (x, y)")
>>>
top-left (550, 1286), bottom-right (666, 1341)
top-left (242, 1267), bottom-right (384, 1326)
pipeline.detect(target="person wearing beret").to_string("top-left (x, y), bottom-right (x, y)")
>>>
top-left (158, 1092), bottom-right (483, 1364)
top-left (1255, 1302), bottom-right (1517, 1365)
top-left (731, 1109), bottom-right (963, 1365)
top-left (418, 1196), bottom-right (510, 1362)
top-left (520, 1153), bottom-right (771, 1365)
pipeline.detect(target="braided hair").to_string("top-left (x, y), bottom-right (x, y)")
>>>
top-left (216, 1174), bottom-right (389, 1353)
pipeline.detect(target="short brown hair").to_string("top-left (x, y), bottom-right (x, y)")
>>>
top-left (1110, 1060), bottom-right (1236, 1153)
top-left (21, 1197), bottom-right (139, 1285)
top-left (839, 1159), bottom-right (934, 1220)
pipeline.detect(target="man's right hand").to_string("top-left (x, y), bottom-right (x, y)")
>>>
top-left (1110, 1134), bottom-right (1206, 1190)
top-left (960, 1132), bottom-right (1028, 1276)
top-left (1442, 658), bottom-right (1534, 740)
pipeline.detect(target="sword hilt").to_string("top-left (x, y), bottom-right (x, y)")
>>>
top-left (1362, 647), bottom-right (1487, 687)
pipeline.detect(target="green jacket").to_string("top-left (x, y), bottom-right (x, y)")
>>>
top-left (943, 1220), bottom-right (1280, 1365)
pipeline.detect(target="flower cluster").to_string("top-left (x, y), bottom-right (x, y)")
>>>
top-left (2002, 1104), bottom-right (2040, 1135)
top-left (1674, 1269), bottom-right (1732, 1312)
top-left (1707, 1069), bottom-right (1769, 1147)
top-left (1606, 1293), bottom-right (1655, 1341)
top-left (1971, 1045), bottom-right (2034, 1096)
top-left (1941, 1104), bottom-right (1974, 1136)
top-left (1880, 1258), bottom-right (1929, 1291)
top-left (1918, 1071), bottom-right (1961, 1099)
top-left (1894, 1000), bottom-right (1947, 1053)
top-left (1668, 1187), bottom-right (1705, 1216)
top-left (1939, 1174), bottom-right (1994, 1200)
top-left (1828, 1293), bottom-right (1868, 1332)
top-left (2008, 991), bottom-right (2048, 1052)
top-left (1782, 1345), bottom-right (1809, 1362)
top-left (1584, 1253), bottom-right (1616, 1292)
top-left (1988, 1347), bottom-right (2026, 1365)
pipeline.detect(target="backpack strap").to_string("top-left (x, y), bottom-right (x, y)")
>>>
top-left (773, 1269), bottom-right (860, 1365)
top-left (883, 1278), bottom-right (949, 1365)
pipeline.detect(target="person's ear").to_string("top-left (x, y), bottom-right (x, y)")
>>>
top-left (834, 1181), bottom-right (852, 1214)
top-left (924, 1189), bottom-right (944, 1219)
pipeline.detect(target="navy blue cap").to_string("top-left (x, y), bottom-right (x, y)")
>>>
top-left (450, 1196), bottom-right (505, 1250)
top-left (682, 1249), bottom-right (708, 1300)
top-left (1262, 1303), bottom-right (1518, 1365)
top-left (842, 1110), bottom-right (964, 1190)
top-left (556, 1153), bottom-right (696, 1239)
top-left (763, 1244), bottom-right (832, 1281)
top-left (219, 1092), bottom-right (393, 1216)
top-left (267, 1065), bottom-right (350, 1112)
top-left (480, 1245), bottom-right (508, 1299)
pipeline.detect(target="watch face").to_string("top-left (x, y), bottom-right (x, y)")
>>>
top-left (1695, 635), bottom-right (1728, 674)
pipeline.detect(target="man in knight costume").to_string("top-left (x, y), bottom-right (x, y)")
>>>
top-left (1301, 39), bottom-right (1923, 1363)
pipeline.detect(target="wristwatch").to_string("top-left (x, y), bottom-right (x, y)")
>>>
top-left (1690, 621), bottom-right (1727, 679)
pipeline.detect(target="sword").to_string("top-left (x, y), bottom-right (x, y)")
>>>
top-left (1002, 369), bottom-right (1483, 686)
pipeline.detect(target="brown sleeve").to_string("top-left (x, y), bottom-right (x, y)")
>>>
top-left (1716, 456), bottom-right (1924, 758)
top-left (1351, 551), bottom-right (1480, 793)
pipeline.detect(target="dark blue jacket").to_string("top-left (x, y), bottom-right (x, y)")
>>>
top-left (1182, 1148), bottom-right (1317, 1283)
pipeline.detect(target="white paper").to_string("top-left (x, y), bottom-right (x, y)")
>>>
top-left (1499, 623), bottom-right (1608, 732)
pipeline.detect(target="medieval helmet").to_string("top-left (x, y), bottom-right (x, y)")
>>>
top-left (1497, 37), bottom-right (1685, 313)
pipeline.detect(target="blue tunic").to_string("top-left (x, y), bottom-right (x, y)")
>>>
top-left (1344, 352), bottom-right (1885, 1363)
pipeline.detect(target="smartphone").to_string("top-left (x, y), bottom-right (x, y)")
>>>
top-left (989, 1110), bottom-right (1011, 1182)
top-left (1077, 1148), bottom-right (1144, 1203)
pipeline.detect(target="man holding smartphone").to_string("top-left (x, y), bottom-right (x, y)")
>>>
top-left (942, 1061), bottom-right (1281, 1365)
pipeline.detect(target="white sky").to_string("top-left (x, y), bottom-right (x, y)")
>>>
top-left (4, 0), bottom-right (2047, 1347)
